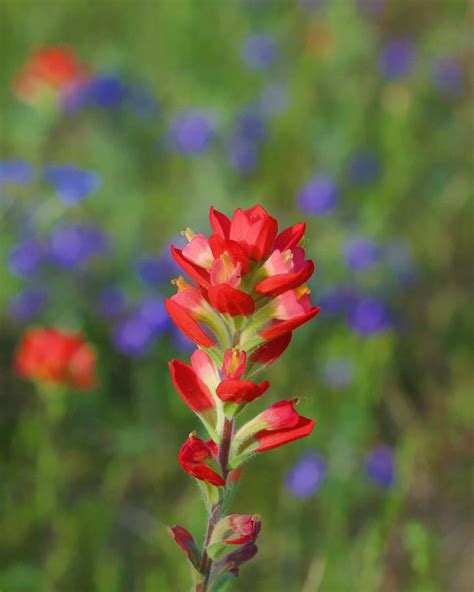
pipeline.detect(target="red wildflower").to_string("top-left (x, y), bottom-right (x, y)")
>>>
top-left (13, 46), bottom-right (88, 103)
top-left (14, 327), bottom-right (96, 390)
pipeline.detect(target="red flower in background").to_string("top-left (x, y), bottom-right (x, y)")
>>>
top-left (14, 327), bottom-right (96, 390)
top-left (13, 46), bottom-right (89, 103)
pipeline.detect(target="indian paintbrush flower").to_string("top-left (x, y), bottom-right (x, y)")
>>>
top-left (14, 327), bottom-right (96, 390)
top-left (166, 205), bottom-right (318, 589)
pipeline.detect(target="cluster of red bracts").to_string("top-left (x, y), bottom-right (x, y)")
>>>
top-left (165, 205), bottom-right (319, 349)
top-left (167, 205), bottom-right (318, 586)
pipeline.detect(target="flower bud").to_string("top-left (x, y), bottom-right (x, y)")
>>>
top-left (207, 514), bottom-right (261, 561)
top-left (222, 348), bottom-right (247, 380)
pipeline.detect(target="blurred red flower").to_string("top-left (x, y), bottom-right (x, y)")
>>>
top-left (14, 327), bottom-right (96, 390)
top-left (13, 46), bottom-right (89, 103)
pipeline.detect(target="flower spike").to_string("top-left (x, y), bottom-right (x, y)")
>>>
top-left (166, 205), bottom-right (319, 587)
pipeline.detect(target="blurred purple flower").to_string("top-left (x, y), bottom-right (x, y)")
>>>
top-left (65, 76), bottom-right (127, 111)
top-left (323, 358), bottom-right (355, 389)
top-left (318, 286), bottom-right (357, 316)
top-left (242, 34), bottom-right (277, 70)
top-left (229, 137), bottom-right (259, 174)
top-left (365, 445), bottom-right (395, 488)
top-left (135, 256), bottom-right (167, 287)
top-left (113, 316), bottom-right (154, 357)
top-left (8, 288), bottom-right (47, 322)
top-left (354, 0), bottom-right (387, 17)
top-left (44, 164), bottom-right (101, 206)
top-left (169, 111), bottom-right (214, 155)
top-left (136, 297), bottom-right (170, 336)
top-left (297, 175), bottom-right (339, 215)
top-left (285, 451), bottom-right (327, 498)
top-left (8, 238), bottom-right (43, 277)
top-left (87, 76), bottom-right (127, 108)
top-left (343, 237), bottom-right (382, 271)
top-left (379, 39), bottom-right (416, 80)
top-left (97, 287), bottom-right (127, 319)
top-left (48, 223), bottom-right (108, 268)
top-left (236, 108), bottom-right (267, 144)
top-left (431, 58), bottom-right (464, 96)
top-left (346, 150), bottom-right (380, 185)
top-left (348, 297), bottom-right (392, 335)
top-left (0, 160), bottom-right (34, 186)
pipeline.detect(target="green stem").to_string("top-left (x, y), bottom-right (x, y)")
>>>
top-left (196, 418), bottom-right (234, 591)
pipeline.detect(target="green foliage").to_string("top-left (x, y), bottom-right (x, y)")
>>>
top-left (0, 0), bottom-right (472, 590)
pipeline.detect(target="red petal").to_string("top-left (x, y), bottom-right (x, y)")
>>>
top-left (260, 307), bottom-right (320, 341)
top-left (255, 260), bottom-right (315, 298)
top-left (169, 359), bottom-right (215, 412)
top-left (171, 246), bottom-right (211, 288)
top-left (250, 333), bottom-right (292, 367)
top-left (216, 379), bottom-right (269, 404)
top-left (273, 223), bottom-right (306, 251)
top-left (165, 298), bottom-right (214, 348)
top-left (209, 206), bottom-right (231, 238)
top-left (255, 417), bottom-right (315, 452)
top-left (207, 284), bottom-right (255, 317)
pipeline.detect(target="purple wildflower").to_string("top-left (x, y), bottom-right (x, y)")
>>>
top-left (113, 316), bottom-right (154, 357)
top-left (342, 237), bottom-right (382, 271)
top-left (297, 175), bottom-right (339, 215)
top-left (8, 238), bottom-right (43, 277)
top-left (8, 288), bottom-right (47, 321)
top-left (97, 287), bottom-right (127, 319)
top-left (285, 451), bottom-right (327, 498)
top-left (229, 137), bottom-right (258, 174)
top-left (365, 445), bottom-right (395, 488)
top-left (169, 111), bottom-right (214, 155)
top-left (48, 223), bottom-right (108, 268)
top-left (242, 34), bottom-right (277, 70)
top-left (431, 58), bottom-right (464, 96)
top-left (136, 297), bottom-right (170, 336)
top-left (379, 38), bottom-right (416, 80)
top-left (0, 160), bottom-right (34, 186)
top-left (348, 297), bottom-right (392, 335)
top-left (135, 256), bottom-right (167, 287)
top-left (44, 164), bottom-right (101, 206)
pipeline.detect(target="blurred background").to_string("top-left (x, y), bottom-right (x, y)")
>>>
top-left (1, 0), bottom-right (472, 590)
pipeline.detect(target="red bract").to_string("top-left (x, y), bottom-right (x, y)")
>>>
top-left (169, 360), bottom-right (215, 413)
top-left (178, 434), bottom-right (225, 487)
top-left (13, 46), bottom-right (88, 103)
top-left (216, 379), bottom-right (269, 404)
top-left (165, 298), bottom-right (214, 348)
top-left (14, 327), bottom-right (96, 390)
top-left (254, 416), bottom-right (315, 452)
top-left (231, 399), bottom-right (315, 462)
top-left (250, 333), bottom-right (292, 367)
top-left (207, 284), bottom-right (255, 317)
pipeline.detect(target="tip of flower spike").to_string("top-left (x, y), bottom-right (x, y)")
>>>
top-left (289, 397), bottom-right (300, 406)
top-left (181, 228), bottom-right (196, 242)
top-left (188, 431), bottom-right (198, 440)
